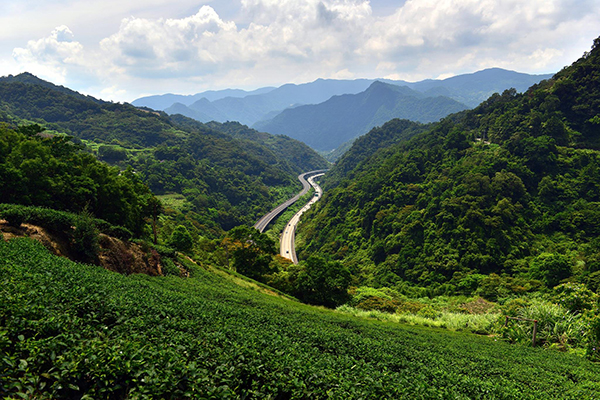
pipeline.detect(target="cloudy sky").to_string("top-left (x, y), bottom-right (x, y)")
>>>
top-left (1, 0), bottom-right (598, 102)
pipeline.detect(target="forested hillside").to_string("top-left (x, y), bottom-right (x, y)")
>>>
top-left (300, 37), bottom-right (600, 297)
top-left (0, 73), bottom-right (329, 235)
top-left (0, 124), bottom-right (155, 236)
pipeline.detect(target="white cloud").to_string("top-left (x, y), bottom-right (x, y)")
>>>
top-left (12, 25), bottom-right (84, 84)
top-left (6, 0), bottom-right (600, 101)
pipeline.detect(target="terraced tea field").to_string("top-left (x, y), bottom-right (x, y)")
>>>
top-left (1, 238), bottom-right (599, 398)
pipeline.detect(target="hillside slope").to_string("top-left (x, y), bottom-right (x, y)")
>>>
top-left (0, 73), bottom-right (328, 234)
top-left (299, 37), bottom-right (600, 293)
top-left (2, 237), bottom-right (598, 398)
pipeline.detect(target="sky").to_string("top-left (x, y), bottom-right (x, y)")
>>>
top-left (1, 0), bottom-right (598, 102)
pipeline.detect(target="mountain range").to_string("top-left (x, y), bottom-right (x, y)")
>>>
top-left (133, 68), bottom-right (552, 151)
top-left (133, 68), bottom-right (552, 123)
top-left (254, 81), bottom-right (468, 151)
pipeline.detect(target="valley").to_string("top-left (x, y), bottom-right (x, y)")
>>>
top-left (1, 24), bottom-right (600, 399)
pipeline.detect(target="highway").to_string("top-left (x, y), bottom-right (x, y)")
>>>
top-left (253, 169), bottom-right (328, 233)
top-left (280, 173), bottom-right (324, 264)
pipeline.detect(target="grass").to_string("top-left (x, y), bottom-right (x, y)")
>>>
top-left (2, 238), bottom-right (600, 398)
top-left (336, 305), bottom-right (501, 334)
top-left (156, 193), bottom-right (190, 213)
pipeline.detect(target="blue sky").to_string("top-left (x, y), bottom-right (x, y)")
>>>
top-left (1, 0), bottom-right (598, 102)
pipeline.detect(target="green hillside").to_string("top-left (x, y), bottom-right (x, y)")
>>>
top-left (0, 73), bottom-right (329, 235)
top-left (2, 238), bottom-right (599, 399)
top-left (299, 37), bottom-right (600, 295)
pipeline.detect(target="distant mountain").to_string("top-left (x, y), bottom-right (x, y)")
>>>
top-left (131, 87), bottom-right (276, 110)
top-left (165, 100), bottom-right (229, 123)
top-left (143, 79), bottom-right (376, 126)
top-left (135, 69), bottom-right (552, 128)
top-left (391, 68), bottom-right (554, 107)
top-left (253, 81), bottom-right (468, 151)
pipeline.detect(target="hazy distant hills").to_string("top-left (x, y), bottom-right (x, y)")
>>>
top-left (253, 81), bottom-right (469, 151)
top-left (132, 87), bottom-right (275, 110)
top-left (391, 67), bottom-right (554, 107)
top-left (133, 69), bottom-right (552, 131)
top-left (158, 79), bottom-right (376, 126)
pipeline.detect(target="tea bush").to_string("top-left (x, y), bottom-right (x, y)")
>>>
top-left (1, 239), bottom-right (599, 399)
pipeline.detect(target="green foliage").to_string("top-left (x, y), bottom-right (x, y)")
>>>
top-left (501, 299), bottom-right (588, 350)
top-left (0, 204), bottom-right (131, 240)
top-left (98, 145), bottom-right (128, 161)
top-left (347, 286), bottom-right (403, 313)
top-left (295, 256), bottom-right (352, 308)
top-left (477, 274), bottom-right (542, 302)
top-left (161, 257), bottom-right (181, 277)
top-left (205, 121), bottom-right (330, 173)
top-left (70, 211), bottom-right (100, 263)
top-left (554, 283), bottom-right (598, 313)
top-left (3, 238), bottom-right (599, 398)
top-left (530, 253), bottom-right (572, 288)
top-left (133, 131), bottom-right (298, 233)
top-left (301, 37), bottom-right (600, 297)
top-left (0, 126), bottom-right (157, 236)
top-left (169, 225), bottom-right (194, 253)
top-left (224, 225), bottom-right (276, 281)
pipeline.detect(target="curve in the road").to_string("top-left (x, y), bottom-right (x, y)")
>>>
top-left (253, 169), bottom-right (328, 233)
top-left (280, 173), bottom-right (324, 264)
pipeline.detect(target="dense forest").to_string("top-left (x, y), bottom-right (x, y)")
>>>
top-left (0, 124), bottom-right (155, 236)
top-left (300, 37), bottom-right (600, 299)
top-left (0, 73), bottom-right (328, 236)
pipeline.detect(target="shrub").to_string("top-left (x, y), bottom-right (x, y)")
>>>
top-left (71, 212), bottom-right (99, 263)
top-left (501, 299), bottom-right (587, 348)
top-left (587, 270), bottom-right (600, 293)
top-left (530, 253), bottom-right (572, 288)
top-left (355, 297), bottom-right (400, 313)
top-left (169, 225), bottom-right (194, 253)
top-left (161, 257), bottom-right (181, 277)
top-left (417, 306), bottom-right (442, 320)
top-left (152, 244), bottom-right (177, 257)
top-left (554, 283), bottom-right (598, 313)
top-left (1, 205), bottom-right (26, 227)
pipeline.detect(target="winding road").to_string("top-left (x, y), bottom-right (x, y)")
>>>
top-left (279, 173), bottom-right (324, 264)
top-left (253, 170), bottom-right (327, 233)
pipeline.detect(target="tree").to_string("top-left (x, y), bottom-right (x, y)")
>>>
top-left (169, 225), bottom-right (194, 253)
top-left (530, 253), bottom-right (572, 288)
top-left (295, 256), bottom-right (352, 308)
top-left (225, 225), bottom-right (275, 281)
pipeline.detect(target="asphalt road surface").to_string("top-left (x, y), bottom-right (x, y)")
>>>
top-left (253, 170), bottom-right (327, 233)
top-left (279, 173), bottom-right (324, 264)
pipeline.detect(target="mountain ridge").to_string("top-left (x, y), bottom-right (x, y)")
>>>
top-left (133, 68), bottom-right (553, 128)
top-left (253, 81), bottom-right (469, 151)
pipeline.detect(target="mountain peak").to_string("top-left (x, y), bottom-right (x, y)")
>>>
top-left (0, 72), bottom-right (105, 104)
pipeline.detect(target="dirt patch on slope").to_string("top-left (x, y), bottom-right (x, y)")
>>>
top-left (1, 220), bottom-right (73, 258)
top-left (1, 220), bottom-right (164, 276)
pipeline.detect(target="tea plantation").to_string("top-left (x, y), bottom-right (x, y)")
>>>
top-left (1, 238), bottom-right (599, 399)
